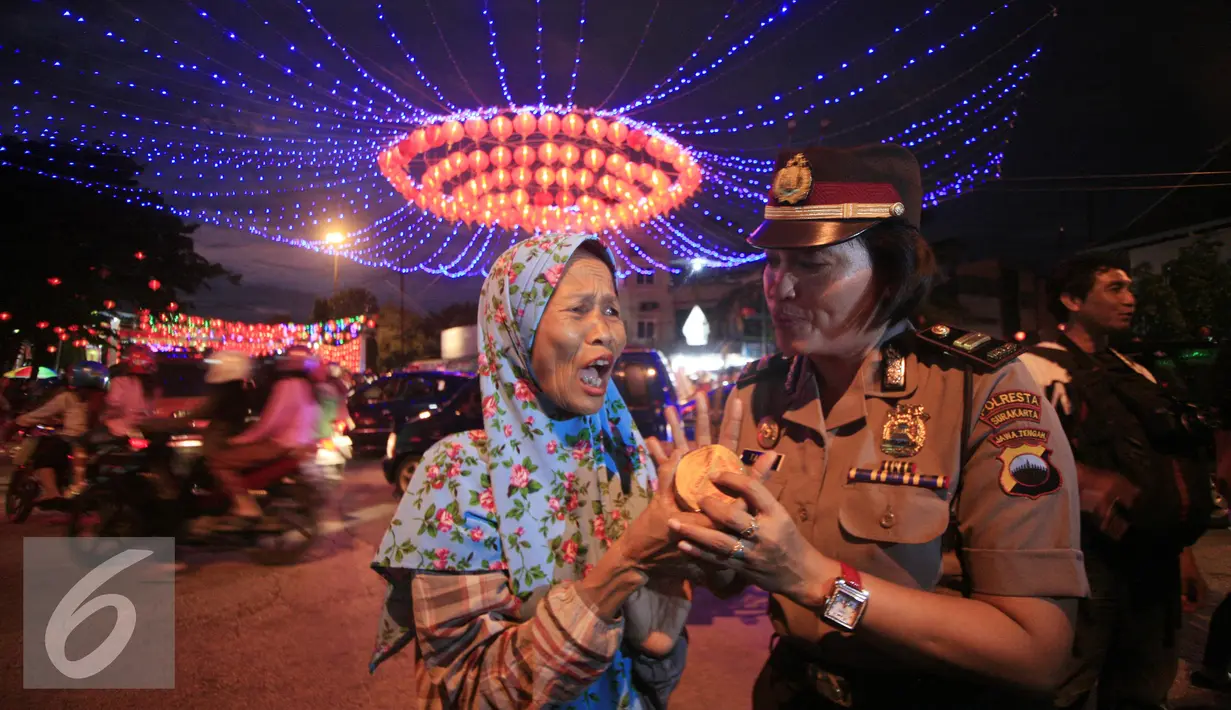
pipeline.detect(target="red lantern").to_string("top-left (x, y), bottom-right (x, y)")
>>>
top-left (409, 129), bottom-right (428, 153)
top-left (489, 145), bottom-right (512, 168)
top-left (68, 325), bottom-right (79, 332)
top-left (493, 168), bottom-right (512, 190)
top-left (627, 130), bottom-right (648, 150)
top-left (489, 115), bottom-right (513, 141)
top-left (562, 113), bottom-right (585, 138)
top-left (560, 143), bottom-right (580, 166)
top-left (537, 142), bottom-right (559, 165)
top-left (608, 122), bottom-right (629, 145)
top-left (576, 168), bottom-right (595, 190)
top-left (557, 167), bottom-right (575, 189)
top-left (134, 251), bottom-right (146, 261)
top-left (53, 326), bottom-right (65, 334)
top-left (464, 117), bottom-right (488, 141)
top-left (511, 166), bottom-right (532, 187)
top-left (646, 137), bottom-right (664, 158)
top-left (149, 279), bottom-right (162, 291)
top-left (424, 125), bottom-right (444, 148)
top-left (534, 166), bottom-right (556, 188)
top-left (533, 191), bottom-right (554, 207)
top-left (47, 277), bottom-right (62, 287)
top-left (585, 117), bottom-right (608, 142)
top-left (59, 333), bottom-right (69, 342)
top-left (0, 312), bottom-right (9, 321)
top-left (538, 112), bottom-right (560, 138)
top-left (47, 346), bottom-right (57, 353)
top-left (510, 188), bottom-right (530, 207)
top-left (513, 112), bottom-right (537, 138)
top-left (167, 302), bottom-right (179, 312)
top-left (606, 153), bottom-right (627, 175)
top-left (469, 150), bottom-right (490, 173)
top-left (442, 120), bottom-right (464, 145)
top-left (36, 321), bottom-right (49, 329)
top-left (514, 145), bottom-right (536, 167)
top-left (583, 148), bottom-right (606, 172)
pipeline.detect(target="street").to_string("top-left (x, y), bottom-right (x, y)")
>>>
top-left (0, 460), bottom-right (1226, 709)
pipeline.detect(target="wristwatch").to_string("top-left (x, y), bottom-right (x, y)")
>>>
top-left (821, 562), bottom-right (870, 632)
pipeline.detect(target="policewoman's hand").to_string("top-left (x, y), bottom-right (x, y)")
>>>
top-left (667, 468), bottom-right (829, 603)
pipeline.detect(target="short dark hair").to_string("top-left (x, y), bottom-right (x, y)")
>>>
top-left (1046, 251), bottom-right (1131, 323)
top-left (855, 217), bottom-right (937, 327)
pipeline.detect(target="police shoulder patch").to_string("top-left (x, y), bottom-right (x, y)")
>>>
top-left (914, 324), bottom-right (1023, 372)
top-left (735, 353), bottom-right (792, 388)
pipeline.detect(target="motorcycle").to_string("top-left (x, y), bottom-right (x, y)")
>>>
top-left (315, 422), bottom-right (352, 483)
top-left (68, 432), bottom-right (323, 566)
top-left (4, 425), bottom-right (76, 523)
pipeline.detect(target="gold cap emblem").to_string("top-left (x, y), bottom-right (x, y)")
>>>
top-left (771, 153), bottom-right (813, 205)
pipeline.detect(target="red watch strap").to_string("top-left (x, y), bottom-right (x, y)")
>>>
top-left (839, 562), bottom-right (862, 590)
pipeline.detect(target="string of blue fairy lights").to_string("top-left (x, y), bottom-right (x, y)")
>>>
top-left (2, 0), bottom-right (1051, 277)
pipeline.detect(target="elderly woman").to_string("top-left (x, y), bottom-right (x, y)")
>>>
top-left (665, 144), bottom-right (1090, 709)
top-left (369, 234), bottom-right (724, 709)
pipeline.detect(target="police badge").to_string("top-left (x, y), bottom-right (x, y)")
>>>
top-left (771, 153), bottom-right (813, 205)
top-left (757, 417), bottom-right (782, 449)
top-left (881, 404), bottom-right (929, 458)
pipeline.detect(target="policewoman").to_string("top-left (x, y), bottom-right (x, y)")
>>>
top-left (667, 144), bottom-right (1090, 709)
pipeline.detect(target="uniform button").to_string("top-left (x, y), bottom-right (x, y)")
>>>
top-left (879, 511), bottom-right (897, 529)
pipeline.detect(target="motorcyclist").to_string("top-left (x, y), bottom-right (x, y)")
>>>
top-left (103, 344), bottom-right (158, 437)
top-left (193, 350), bottom-right (254, 454)
top-left (315, 361), bottom-right (353, 439)
top-left (15, 360), bottom-right (109, 500)
top-left (211, 345), bottom-right (320, 526)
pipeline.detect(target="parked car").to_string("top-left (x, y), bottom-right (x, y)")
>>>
top-left (384, 349), bottom-right (706, 494)
top-left (349, 371), bottom-right (472, 454)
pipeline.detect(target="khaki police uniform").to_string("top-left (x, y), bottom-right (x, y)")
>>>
top-left (727, 321), bottom-right (1090, 709)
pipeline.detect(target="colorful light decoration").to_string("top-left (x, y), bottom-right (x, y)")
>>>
top-left (378, 108), bottom-right (702, 234)
top-left (1, 1), bottom-right (1050, 277)
top-left (120, 312), bottom-right (374, 374)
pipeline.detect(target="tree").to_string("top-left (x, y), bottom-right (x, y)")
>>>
top-left (0, 137), bottom-right (238, 365)
top-left (1132, 237), bottom-right (1231, 340)
top-left (311, 287), bottom-right (380, 322)
top-left (375, 305), bottom-right (440, 371)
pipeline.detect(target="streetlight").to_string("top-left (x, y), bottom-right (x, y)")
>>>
top-left (325, 231), bottom-right (345, 296)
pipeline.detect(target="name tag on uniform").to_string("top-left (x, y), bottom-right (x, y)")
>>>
top-left (741, 449), bottom-right (784, 471)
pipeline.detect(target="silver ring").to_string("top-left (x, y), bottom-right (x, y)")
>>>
top-left (729, 540), bottom-right (746, 562)
top-left (739, 517), bottom-right (760, 540)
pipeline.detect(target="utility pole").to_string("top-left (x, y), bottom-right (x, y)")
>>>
top-left (399, 270), bottom-right (406, 360)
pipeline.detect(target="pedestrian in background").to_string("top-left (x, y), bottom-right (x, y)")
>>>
top-left (1020, 253), bottom-right (1213, 710)
top-left (1192, 338), bottom-right (1231, 692)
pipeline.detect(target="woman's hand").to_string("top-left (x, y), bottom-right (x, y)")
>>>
top-left (668, 468), bottom-right (831, 605)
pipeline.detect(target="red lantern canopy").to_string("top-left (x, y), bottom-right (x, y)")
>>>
top-left (149, 279), bottom-right (162, 291)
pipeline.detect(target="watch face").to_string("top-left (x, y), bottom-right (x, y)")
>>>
top-left (823, 581), bottom-right (868, 631)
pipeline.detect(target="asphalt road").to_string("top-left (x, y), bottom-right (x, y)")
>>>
top-left (1, 461), bottom-right (1227, 709)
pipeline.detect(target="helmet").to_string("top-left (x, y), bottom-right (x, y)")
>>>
top-left (327, 362), bottom-right (344, 380)
top-left (205, 350), bottom-right (251, 384)
top-left (276, 345), bottom-right (319, 375)
top-left (120, 344), bottom-right (157, 375)
top-left (69, 361), bottom-right (109, 390)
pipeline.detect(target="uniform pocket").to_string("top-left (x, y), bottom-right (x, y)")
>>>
top-left (838, 483), bottom-right (951, 545)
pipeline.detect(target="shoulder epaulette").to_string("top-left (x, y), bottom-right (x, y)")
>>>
top-left (914, 324), bottom-right (1022, 372)
top-left (735, 353), bottom-right (792, 388)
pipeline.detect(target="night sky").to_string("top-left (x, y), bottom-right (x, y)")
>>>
top-left (3, 0), bottom-right (1228, 320)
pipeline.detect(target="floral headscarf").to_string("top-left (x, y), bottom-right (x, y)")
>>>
top-left (370, 234), bottom-right (657, 683)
